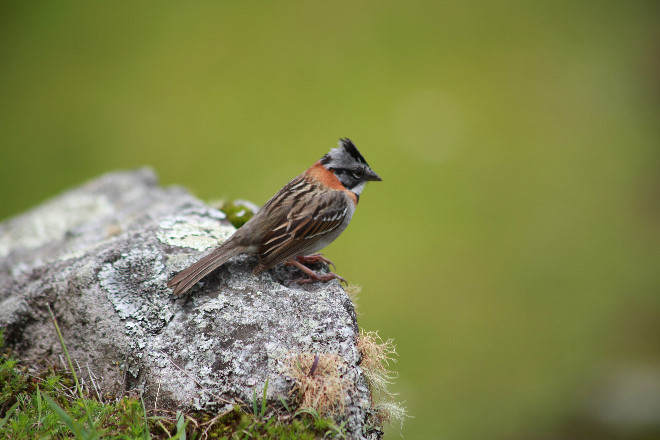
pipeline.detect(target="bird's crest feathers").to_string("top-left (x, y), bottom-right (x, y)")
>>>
top-left (320, 138), bottom-right (370, 168)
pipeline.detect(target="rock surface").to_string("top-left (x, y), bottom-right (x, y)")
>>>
top-left (0, 168), bottom-right (377, 439)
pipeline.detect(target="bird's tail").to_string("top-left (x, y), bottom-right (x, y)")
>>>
top-left (168, 240), bottom-right (243, 295)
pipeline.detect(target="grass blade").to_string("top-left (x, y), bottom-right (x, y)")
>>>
top-left (278, 396), bottom-right (290, 412)
top-left (294, 407), bottom-right (320, 420)
top-left (139, 392), bottom-right (151, 440)
top-left (260, 378), bottom-right (269, 418)
top-left (0, 401), bottom-right (19, 429)
top-left (47, 304), bottom-right (98, 434)
top-left (42, 392), bottom-right (88, 438)
top-left (36, 384), bottom-right (43, 427)
top-left (174, 411), bottom-right (186, 440)
top-left (47, 305), bottom-right (83, 400)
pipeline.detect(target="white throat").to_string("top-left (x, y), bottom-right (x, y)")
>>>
top-left (351, 181), bottom-right (367, 196)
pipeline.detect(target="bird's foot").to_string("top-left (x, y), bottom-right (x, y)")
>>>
top-left (285, 258), bottom-right (346, 285)
top-left (287, 253), bottom-right (336, 270)
top-left (285, 254), bottom-right (337, 269)
top-left (295, 271), bottom-right (347, 285)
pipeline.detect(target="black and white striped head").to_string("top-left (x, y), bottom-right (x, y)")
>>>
top-left (320, 138), bottom-right (382, 195)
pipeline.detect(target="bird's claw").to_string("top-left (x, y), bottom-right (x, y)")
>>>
top-left (294, 272), bottom-right (347, 285)
top-left (287, 253), bottom-right (336, 271)
top-left (284, 257), bottom-right (346, 285)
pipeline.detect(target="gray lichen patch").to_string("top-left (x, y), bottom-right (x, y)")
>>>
top-left (98, 240), bottom-right (177, 363)
top-left (157, 210), bottom-right (235, 252)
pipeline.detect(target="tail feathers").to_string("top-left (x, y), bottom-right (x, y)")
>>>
top-left (168, 243), bottom-right (243, 295)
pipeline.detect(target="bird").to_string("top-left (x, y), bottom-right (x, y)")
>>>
top-left (167, 138), bottom-right (382, 295)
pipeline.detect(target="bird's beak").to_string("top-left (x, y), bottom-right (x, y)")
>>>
top-left (366, 169), bottom-right (382, 182)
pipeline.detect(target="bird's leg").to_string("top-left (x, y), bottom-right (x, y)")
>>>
top-left (285, 258), bottom-right (346, 285)
top-left (290, 253), bottom-right (336, 270)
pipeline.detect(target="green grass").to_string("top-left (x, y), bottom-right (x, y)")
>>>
top-left (0, 328), bottom-right (149, 439)
top-left (0, 357), bottom-right (148, 438)
top-left (0, 330), bottom-right (350, 439)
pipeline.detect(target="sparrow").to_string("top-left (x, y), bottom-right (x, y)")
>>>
top-left (167, 138), bottom-right (382, 295)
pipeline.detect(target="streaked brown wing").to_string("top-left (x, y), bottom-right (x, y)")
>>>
top-left (257, 190), bottom-right (349, 270)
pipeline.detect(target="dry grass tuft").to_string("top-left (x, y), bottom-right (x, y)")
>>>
top-left (372, 401), bottom-right (409, 430)
top-left (285, 353), bottom-right (351, 417)
top-left (357, 330), bottom-right (409, 431)
top-left (344, 284), bottom-right (361, 299)
top-left (357, 330), bottom-right (397, 397)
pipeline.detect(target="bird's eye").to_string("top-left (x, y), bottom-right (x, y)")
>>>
top-left (351, 169), bottom-right (364, 179)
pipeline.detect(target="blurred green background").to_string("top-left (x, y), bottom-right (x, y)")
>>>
top-left (1, 1), bottom-right (659, 439)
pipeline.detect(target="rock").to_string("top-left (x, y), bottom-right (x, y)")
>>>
top-left (0, 168), bottom-right (378, 439)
